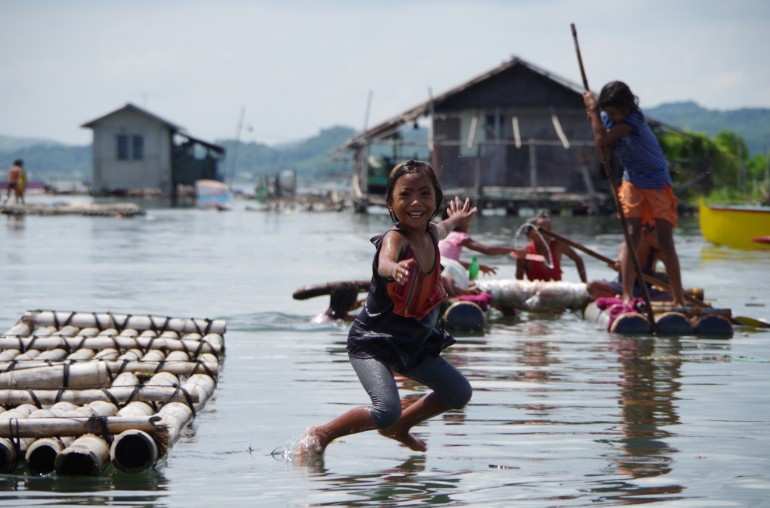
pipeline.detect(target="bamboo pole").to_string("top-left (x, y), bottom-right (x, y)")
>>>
top-left (3, 322), bottom-right (31, 337)
top-left (0, 335), bottom-right (224, 357)
top-left (23, 311), bottom-right (226, 335)
top-left (110, 400), bottom-right (157, 473)
top-left (0, 385), bottom-right (199, 407)
top-left (0, 359), bottom-right (219, 378)
top-left (0, 404), bottom-right (37, 472)
top-left (155, 374), bottom-right (216, 449)
top-left (0, 415), bottom-right (168, 438)
top-left (26, 400), bottom-right (118, 475)
top-left (54, 434), bottom-right (110, 475)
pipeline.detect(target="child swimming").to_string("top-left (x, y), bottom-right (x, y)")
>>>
top-left (295, 160), bottom-right (475, 459)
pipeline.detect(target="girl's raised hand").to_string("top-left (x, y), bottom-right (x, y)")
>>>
top-left (446, 196), bottom-right (478, 225)
top-left (583, 91), bottom-right (598, 112)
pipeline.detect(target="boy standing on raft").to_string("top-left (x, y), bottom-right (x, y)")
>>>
top-left (296, 160), bottom-right (474, 459)
top-left (584, 81), bottom-right (685, 306)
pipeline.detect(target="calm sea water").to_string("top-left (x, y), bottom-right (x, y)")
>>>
top-left (1, 196), bottom-right (769, 507)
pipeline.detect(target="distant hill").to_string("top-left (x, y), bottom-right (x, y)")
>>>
top-left (0, 134), bottom-right (62, 152)
top-left (216, 125), bottom-right (356, 181)
top-left (0, 125), bottom-right (357, 183)
top-left (646, 101), bottom-right (770, 155)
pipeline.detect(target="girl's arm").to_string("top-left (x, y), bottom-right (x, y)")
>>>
top-left (377, 231), bottom-right (413, 285)
top-left (583, 92), bottom-right (631, 150)
top-left (561, 245), bottom-right (588, 283)
top-left (435, 197), bottom-right (478, 240)
top-left (463, 238), bottom-right (519, 256)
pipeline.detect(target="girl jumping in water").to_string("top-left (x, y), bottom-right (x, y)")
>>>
top-left (296, 160), bottom-right (475, 458)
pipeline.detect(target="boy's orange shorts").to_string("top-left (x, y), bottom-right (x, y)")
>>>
top-left (618, 181), bottom-right (678, 227)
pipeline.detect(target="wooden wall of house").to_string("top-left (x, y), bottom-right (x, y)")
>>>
top-left (90, 111), bottom-right (172, 194)
top-left (430, 64), bottom-right (601, 193)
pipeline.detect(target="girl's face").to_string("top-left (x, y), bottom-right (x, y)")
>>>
top-left (603, 105), bottom-right (628, 123)
top-left (388, 171), bottom-right (437, 230)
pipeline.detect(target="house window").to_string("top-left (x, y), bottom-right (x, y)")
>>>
top-left (132, 135), bottom-right (144, 160)
top-left (116, 134), bottom-right (129, 160)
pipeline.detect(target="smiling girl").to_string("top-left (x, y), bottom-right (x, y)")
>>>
top-left (296, 160), bottom-right (476, 459)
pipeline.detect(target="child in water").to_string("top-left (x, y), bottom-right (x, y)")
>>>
top-left (296, 160), bottom-right (475, 458)
top-left (584, 81), bottom-right (685, 306)
top-left (516, 210), bottom-right (587, 283)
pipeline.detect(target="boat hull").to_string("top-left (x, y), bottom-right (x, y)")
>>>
top-left (699, 199), bottom-right (770, 250)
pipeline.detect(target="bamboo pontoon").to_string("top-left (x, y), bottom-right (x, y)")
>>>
top-left (0, 202), bottom-right (145, 218)
top-left (0, 309), bottom-right (225, 475)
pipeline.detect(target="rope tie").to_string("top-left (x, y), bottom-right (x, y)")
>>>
top-left (117, 314), bottom-right (132, 332)
top-left (28, 390), bottom-right (42, 408)
top-left (203, 319), bottom-right (213, 335)
top-left (192, 339), bottom-right (206, 359)
top-left (86, 416), bottom-right (113, 444)
top-left (54, 388), bottom-right (65, 403)
top-left (62, 363), bottom-right (70, 389)
top-left (101, 388), bottom-right (120, 407)
top-left (7, 418), bottom-right (21, 459)
top-left (74, 336), bottom-right (87, 353)
top-left (52, 312), bottom-right (60, 330)
top-left (62, 311), bottom-right (75, 327)
top-left (198, 361), bottom-right (217, 384)
top-left (165, 385), bottom-right (196, 417)
top-left (125, 382), bottom-right (144, 405)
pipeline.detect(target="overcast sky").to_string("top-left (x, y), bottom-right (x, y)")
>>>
top-left (2, 0), bottom-right (769, 145)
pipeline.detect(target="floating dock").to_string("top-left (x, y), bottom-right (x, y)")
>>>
top-left (0, 310), bottom-right (224, 475)
top-left (0, 203), bottom-right (144, 218)
top-left (583, 301), bottom-right (733, 337)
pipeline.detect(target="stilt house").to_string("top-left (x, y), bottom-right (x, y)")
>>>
top-left (345, 56), bottom-right (613, 214)
top-left (82, 103), bottom-right (225, 199)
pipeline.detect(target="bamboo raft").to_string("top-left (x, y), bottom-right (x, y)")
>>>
top-left (0, 310), bottom-right (225, 475)
top-left (0, 203), bottom-right (144, 218)
top-left (584, 301), bottom-right (734, 337)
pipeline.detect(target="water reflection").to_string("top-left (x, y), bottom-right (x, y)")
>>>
top-left (0, 468), bottom-right (168, 506)
top-left (306, 455), bottom-right (464, 506)
top-left (598, 336), bottom-right (684, 504)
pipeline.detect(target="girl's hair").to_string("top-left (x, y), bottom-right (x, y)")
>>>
top-left (598, 81), bottom-right (640, 113)
top-left (13, 159), bottom-right (23, 166)
top-left (385, 160), bottom-right (444, 220)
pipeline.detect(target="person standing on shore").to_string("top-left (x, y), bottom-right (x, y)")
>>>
top-left (4, 159), bottom-right (24, 205)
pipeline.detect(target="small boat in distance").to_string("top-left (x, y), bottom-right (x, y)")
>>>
top-left (195, 179), bottom-right (232, 210)
top-left (698, 199), bottom-right (770, 250)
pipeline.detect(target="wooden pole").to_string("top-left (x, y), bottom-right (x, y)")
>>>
top-left (570, 22), bottom-right (658, 331)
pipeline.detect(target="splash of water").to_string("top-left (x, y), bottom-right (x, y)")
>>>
top-left (513, 223), bottom-right (554, 270)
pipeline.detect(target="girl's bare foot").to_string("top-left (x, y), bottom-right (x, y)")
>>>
top-left (292, 426), bottom-right (328, 463)
top-left (378, 427), bottom-right (427, 452)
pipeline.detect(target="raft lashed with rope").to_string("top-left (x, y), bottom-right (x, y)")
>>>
top-left (0, 310), bottom-right (224, 475)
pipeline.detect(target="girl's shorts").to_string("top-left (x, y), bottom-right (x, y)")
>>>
top-left (619, 181), bottom-right (678, 227)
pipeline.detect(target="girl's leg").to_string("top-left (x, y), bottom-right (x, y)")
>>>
top-left (621, 219), bottom-right (642, 303)
top-left (380, 356), bottom-right (472, 451)
top-left (654, 219), bottom-right (685, 305)
top-left (297, 355), bottom-right (400, 455)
